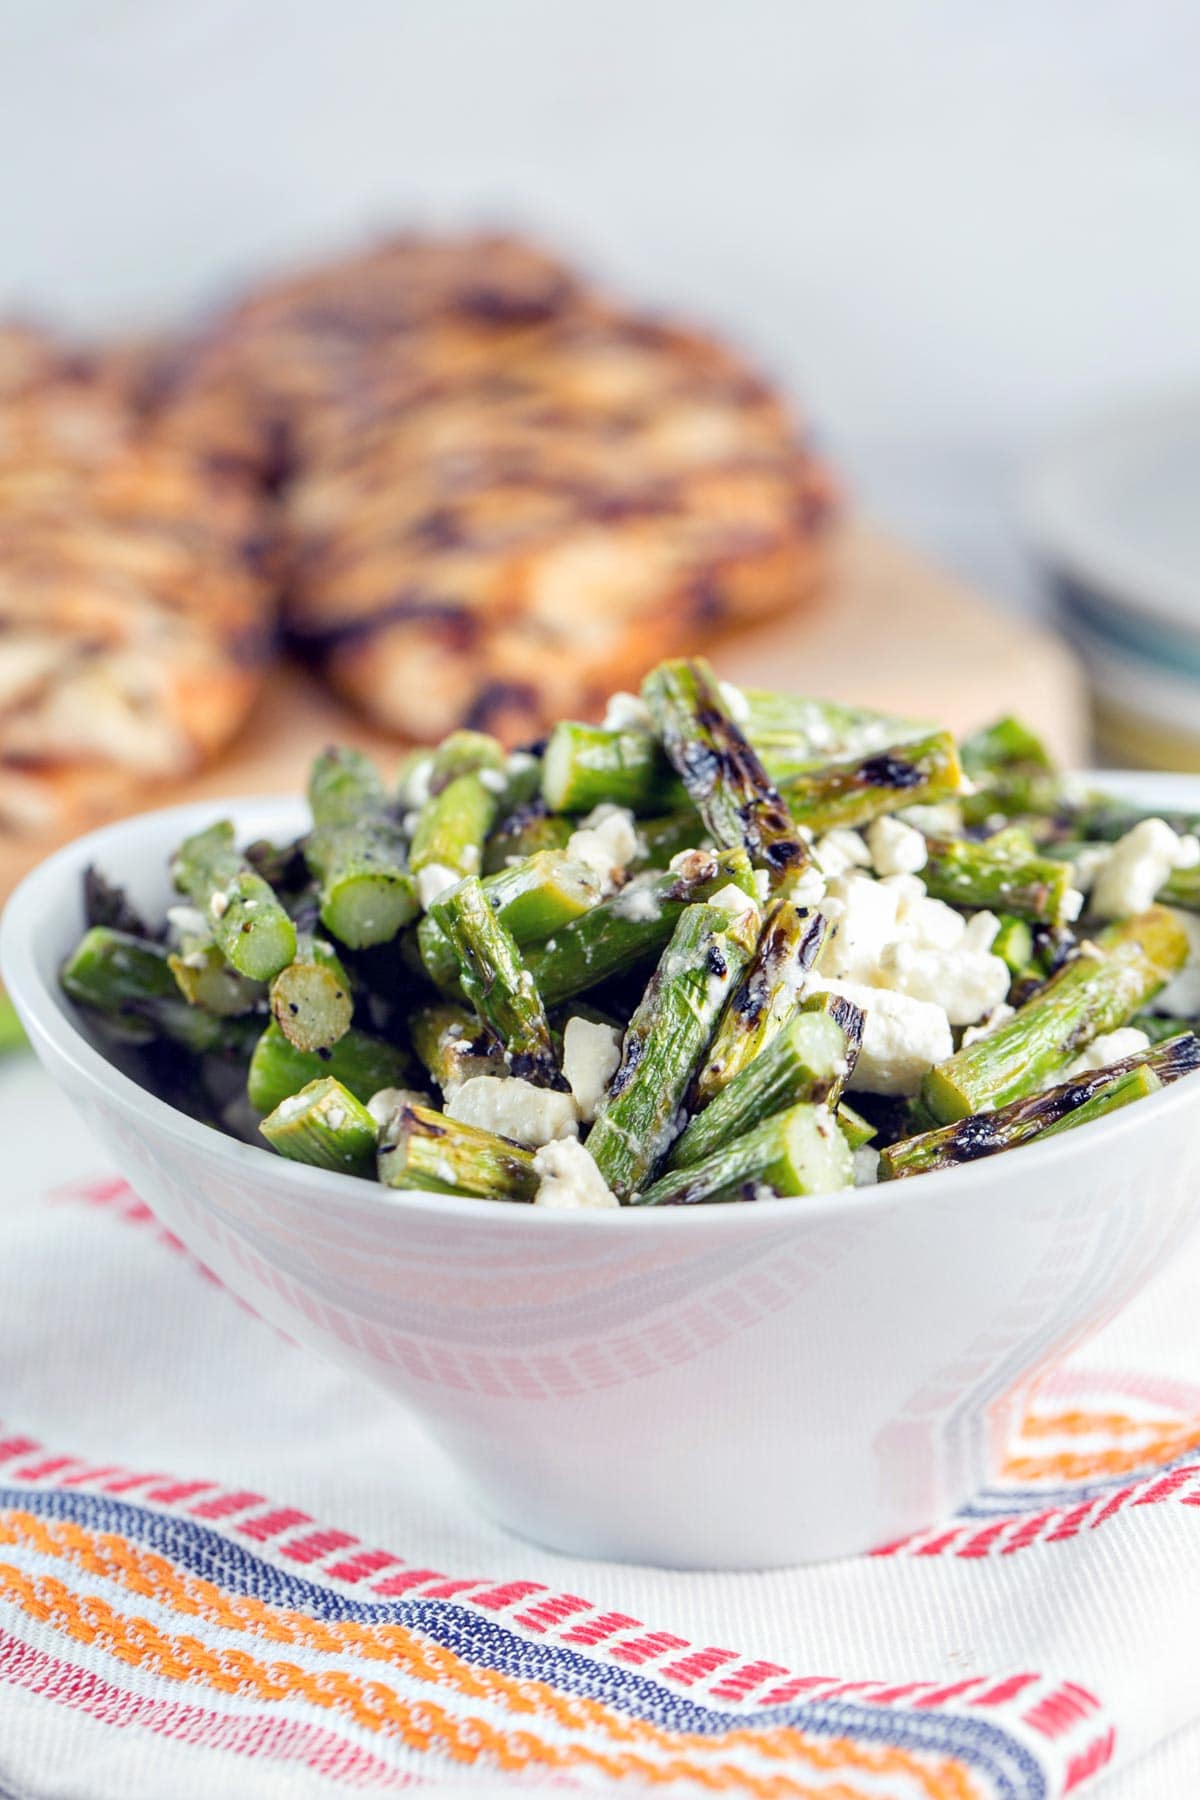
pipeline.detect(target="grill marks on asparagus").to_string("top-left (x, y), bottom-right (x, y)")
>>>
top-left (692, 901), bottom-right (826, 1106)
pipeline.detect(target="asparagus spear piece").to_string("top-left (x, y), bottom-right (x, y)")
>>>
top-left (921, 827), bottom-right (1079, 925)
top-left (836, 1100), bottom-right (877, 1150)
top-left (921, 907), bottom-right (1190, 1122)
top-left (541, 721), bottom-right (688, 816)
top-left (642, 658), bottom-right (810, 877)
top-left (409, 1001), bottom-right (507, 1094)
top-left (305, 748), bottom-right (417, 949)
top-left (739, 691), bottom-right (924, 755)
top-left (62, 927), bottom-right (263, 1057)
top-left (431, 876), bottom-right (563, 1086)
top-left (377, 1101), bottom-right (537, 1201)
top-left (260, 1077), bottom-right (378, 1175)
top-left (269, 934), bottom-right (354, 1053)
top-left (960, 716), bottom-right (1053, 781)
top-left (417, 851), bottom-right (604, 993)
top-left (633, 1102), bottom-right (852, 1206)
top-left (882, 1038), bottom-right (1200, 1179)
top-left (247, 1017), bottom-right (410, 1115)
top-left (408, 731), bottom-right (506, 895)
top-left (799, 987), bottom-right (866, 1076)
top-left (780, 731), bottom-right (964, 835)
top-left (992, 914), bottom-right (1035, 976)
top-left (587, 893), bottom-right (759, 1199)
top-left (483, 802), bottom-right (573, 873)
top-left (168, 941), bottom-right (264, 1016)
top-left (171, 821), bottom-right (297, 981)
top-left (522, 848), bottom-right (757, 1008)
top-left (1160, 865), bottom-right (1200, 912)
top-left (670, 1010), bottom-right (852, 1169)
top-left (691, 901), bottom-right (827, 1105)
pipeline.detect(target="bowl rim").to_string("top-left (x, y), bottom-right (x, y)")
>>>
top-left (4, 779), bottom-right (1200, 1233)
top-left (1023, 386), bottom-right (1200, 636)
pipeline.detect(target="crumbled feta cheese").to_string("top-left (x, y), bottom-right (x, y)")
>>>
top-left (417, 862), bottom-right (460, 910)
top-left (961, 1002), bottom-right (1015, 1047)
top-left (602, 690), bottom-right (653, 731)
top-left (899, 802), bottom-right (961, 837)
top-left (789, 865), bottom-right (827, 907)
top-left (808, 977), bottom-right (953, 1096)
top-left (1061, 887), bottom-right (1085, 923)
top-left (533, 1137), bottom-right (620, 1209)
top-left (706, 882), bottom-right (760, 926)
top-left (562, 1017), bottom-right (622, 1122)
top-left (718, 679), bottom-right (751, 723)
top-left (567, 804), bottom-right (640, 892)
top-left (866, 815), bottom-right (928, 878)
top-left (209, 889), bottom-right (229, 920)
top-left (904, 893), bottom-right (967, 951)
top-left (878, 939), bottom-right (1010, 1026)
top-left (1064, 1027), bottom-right (1152, 1079)
top-left (962, 909), bottom-right (1001, 953)
top-left (1178, 835), bottom-right (1200, 869)
top-left (478, 767), bottom-right (507, 794)
top-left (814, 827), bottom-right (872, 878)
top-left (1091, 819), bottom-right (1195, 919)
top-left (853, 1146), bottom-right (880, 1187)
top-left (753, 869), bottom-right (771, 903)
top-left (446, 1075), bottom-right (579, 1146)
top-left (815, 873), bottom-right (903, 983)
top-left (165, 904), bottom-right (208, 942)
top-left (325, 1103), bottom-right (346, 1131)
top-left (612, 880), bottom-right (662, 922)
top-left (400, 754), bottom-right (434, 810)
top-left (506, 749), bottom-right (537, 777)
top-left (1070, 844), bottom-right (1110, 894)
top-left (1158, 911), bottom-right (1200, 1017)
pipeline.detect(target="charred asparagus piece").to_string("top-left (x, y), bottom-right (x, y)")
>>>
top-left (62, 927), bottom-right (262, 1057)
top-left (377, 1101), bottom-right (537, 1201)
top-left (409, 1001), bottom-right (506, 1093)
top-left (259, 1076), bottom-right (378, 1176)
top-left (634, 1101), bottom-right (852, 1206)
top-left (408, 731), bottom-right (507, 894)
top-left (642, 658), bottom-right (810, 878)
top-left (922, 907), bottom-right (1190, 1122)
top-left (780, 731), bottom-right (964, 835)
top-left (416, 851), bottom-right (604, 994)
top-left (521, 849), bottom-right (757, 1008)
top-left (247, 1017), bottom-right (410, 1116)
top-left (269, 934), bottom-right (354, 1053)
top-left (883, 1036), bottom-right (1200, 1178)
top-left (587, 892), bottom-right (759, 1199)
top-left (541, 721), bottom-right (687, 816)
top-left (921, 828), bottom-right (1079, 925)
top-left (483, 802), bottom-right (573, 873)
top-left (305, 748), bottom-right (417, 949)
top-left (171, 821), bottom-right (297, 981)
top-left (431, 876), bottom-right (563, 1087)
top-left (670, 1010), bottom-right (853, 1169)
top-left (691, 901), bottom-right (826, 1105)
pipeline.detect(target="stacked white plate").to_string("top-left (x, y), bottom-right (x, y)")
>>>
top-left (1025, 393), bottom-right (1200, 769)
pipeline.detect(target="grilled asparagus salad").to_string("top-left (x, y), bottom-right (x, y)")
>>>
top-left (59, 659), bottom-right (1200, 1206)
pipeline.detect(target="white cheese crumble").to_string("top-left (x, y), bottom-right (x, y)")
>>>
top-left (165, 904), bottom-right (208, 942)
top-left (853, 1146), bottom-right (880, 1187)
top-left (209, 889), bottom-right (230, 920)
top-left (567, 804), bottom-right (640, 892)
top-left (1070, 844), bottom-right (1110, 894)
top-left (706, 882), bottom-right (760, 927)
top-left (808, 977), bottom-right (953, 1096)
top-left (815, 873), bottom-right (903, 983)
top-left (718, 679), bottom-right (751, 723)
top-left (1064, 1027), bottom-right (1152, 1079)
top-left (1158, 910), bottom-right (1200, 1017)
top-left (562, 1017), bottom-right (622, 1122)
top-left (532, 1137), bottom-right (620, 1209)
top-left (814, 827), bottom-right (872, 879)
top-left (1090, 819), bottom-right (1199, 920)
top-left (612, 880), bottom-right (662, 922)
top-left (898, 802), bottom-right (961, 837)
top-left (961, 1002), bottom-right (1015, 1047)
top-left (416, 862), bottom-right (461, 911)
top-left (789, 865), bottom-right (827, 907)
top-left (602, 690), bottom-right (652, 731)
top-left (446, 1075), bottom-right (579, 1146)
top-left (962, 909), bottom-right (1001, 953)
top-left (325, 1103), bottom-right (346, 1131)
top-left (878, 938), bottom-right (1010, 1026)
top-left (367, 1088), bottom-right (415, 1133)
top-left (478, 767), bottom-right (507, 794)
top-left (866, 814), bottom-right (928, 878)
top-left (399, 754), bottom-right (434, 810)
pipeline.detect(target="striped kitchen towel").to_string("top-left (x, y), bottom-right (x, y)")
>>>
top-left (0, 1058), bottom-right (1197, 1800)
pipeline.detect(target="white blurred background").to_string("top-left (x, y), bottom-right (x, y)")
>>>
top-left (3, 0), bottom-right (1198, 610)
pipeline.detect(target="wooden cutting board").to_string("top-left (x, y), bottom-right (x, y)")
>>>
top-left (0, 521), bottom-right (1087, 906)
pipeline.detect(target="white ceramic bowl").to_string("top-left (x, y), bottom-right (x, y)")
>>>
top-left (6, 782), bottom-right (1200, 1570)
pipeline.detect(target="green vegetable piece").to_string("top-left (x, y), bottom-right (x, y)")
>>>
top-left (922, 827), bottom-right (1077, 925)
top-left (269, 934), bottom-right (354, 1054)
top-left (171, 821), bottom-right (297, 981)
top-left (671, 1010), bottom-right (852, 1169)
top-left (305, 747), bottom-right (417, 949)
top-left (431, 876), bottom-right (562, 1086)
top-left (377, 1101), bottom-right (537, 1201)
top-left (780, 731), bottom-right (964, 835)
top-left (691, 900), bottom-right (826, 1106)
top-left (246, 1018), bottom-right (410, 1116)
top-left (634, 1102), bottom-right (853, 1206)
top-left (260, 1076), bottom-right (378, 1175)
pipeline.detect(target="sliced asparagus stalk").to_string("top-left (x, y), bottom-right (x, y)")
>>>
top-left (633, 1101), bottom-right (852, 1206)
top-left (247, 1017), bottom-right (410, 1116)
top-left (169, 940), bottom-right (264, 1017)
top-left (260, 1077), bottom-right (378, 1175)
top-left (959, 716), bottom-right (1053, 781)
top-left (431, 876), bottom-right (563, 1086)
top-left (541, 721), bottom-right (688, 816)
top-left (305, 747), bottom-right (417, 949)
top-left (417, 851), bottom-right (603, 993)
top-left (739, 691), bottom-right (924, 755)
top-left (408, 731), bottom-right (506, 893)
top-left (882, 1038), bottom-right (1200, 1178)
top-left (62, 927), bottom-right (262, 1057)
top-left (587, 893), bottom-right (759, 1200)
top-left (269, 934), bottom-right (354, 1053)
top-left (921, 827), bottom-right (1079, 925)
top-left (522, 848), bottom-right (757, 1008)
top-left (836, 1100), bottom-right (877, 1150)
top-left (642, 657), bottom-right (810, 877)
top-left (409, 1001), bottom-right (506, 1093)
top-left (691, 901), bottom-right (827, 1105)
top-left (377, 1101), bottom-right (537, 1201)
top-left (780, 731), bottom-right (964, 836)
top-left (992, 914), bottom-right (1035, 976)
top-left (1160, 865), bottom-right (1200, 912)
top-left (171, 821), bottom-right (297, 981)
top-left (799, 987), bottom-right (866, 1077)
top-left (921, 906), bottom-right (1190, 1122)
top-left (483, 802), bottom-right (573, 873)
top-left (670, 1010), bottom-right (852, 1169)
